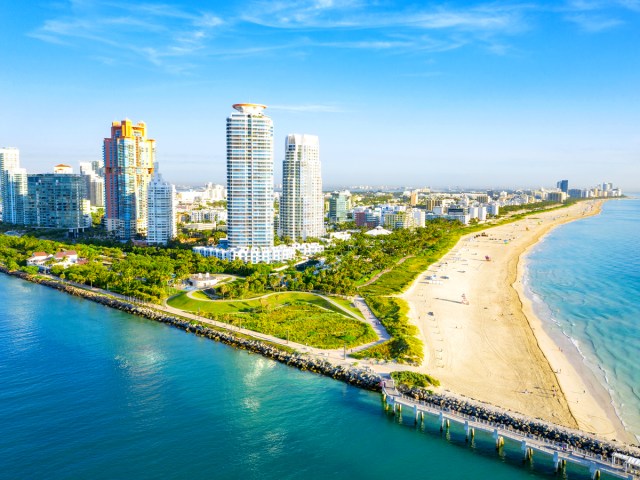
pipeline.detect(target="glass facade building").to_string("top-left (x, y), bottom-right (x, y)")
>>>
top-left (25, 173), bottom-right (90, 230)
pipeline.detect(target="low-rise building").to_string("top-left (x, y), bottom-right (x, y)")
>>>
top-left (193, 242), bottom-right (324, 264)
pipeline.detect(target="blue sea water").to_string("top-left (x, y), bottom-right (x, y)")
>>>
top-left (525, 197), bottom-right (640, 442)
top-left (0, 273), bottom-right (607, 479)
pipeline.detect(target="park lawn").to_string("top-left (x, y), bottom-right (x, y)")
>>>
top-left (168, 291), bottom-right (358, 318)
top-left (190, 290), bottom-right (211, 300)
top-left (210, 304), bottom-right (377, 349)
top-left (167, 291), bottom-right (378, 349)
top-left (327, 295), bottom-right (364, 320)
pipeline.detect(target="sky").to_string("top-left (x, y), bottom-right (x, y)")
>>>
top-left (1, 0), bottom-right (639, 190)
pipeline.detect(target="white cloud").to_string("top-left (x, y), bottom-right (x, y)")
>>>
top-left (269, 104), bottom-right (345, 113)
top-left (566, 13), bottom-right (624, 31)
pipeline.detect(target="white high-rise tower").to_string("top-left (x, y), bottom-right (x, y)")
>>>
top-left (226, 103), bottom-right (274, 248)
top-left (280, 134), bottom-right (324, 240)
top-left (146, 163), bottom-right (176, 245)
top-left (0, 147), bottom-right (20, 209)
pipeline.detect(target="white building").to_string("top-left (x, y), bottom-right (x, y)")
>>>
top-left (226, 103), bottom-right (274, 249)
top-left (2, 167), bottom-right (28, 224)
top-left (411, 208), bottom-right (426, 227)
top-left (79, 161), bottom-right (105, 208)
top-left (0, 147), bottom-right (20, 211)
top-left (147, 164), bottom-right (176, 245)
top-left (193, 242), bottom-right (324, 264)
top-left (280, 133), bottom-right (324, 240)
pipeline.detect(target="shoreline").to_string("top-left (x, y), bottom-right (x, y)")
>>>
top-left (2, 261), bottom-right (639, 459)
top-left (515, 202), bottom-right (637, 444)
top-left (402, 199), bottom-right (636, 445)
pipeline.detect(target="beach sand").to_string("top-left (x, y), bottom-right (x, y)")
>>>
top-left (402, 200), bottom-right (634, 443)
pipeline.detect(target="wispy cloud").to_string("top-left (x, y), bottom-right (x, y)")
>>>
top-left (269, 104), bottom-right (345, 113)
top-left (29, 0), bottom-right (640, 74)
top-left (566, 13), bottom-right (624, 31)
top-left (29, 1), bottom-right (224, 72)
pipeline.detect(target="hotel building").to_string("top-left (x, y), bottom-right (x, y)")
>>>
top-left (280, 134), bottom-right (324, 240)
top-left (104, 119), bottom-right (155, 240)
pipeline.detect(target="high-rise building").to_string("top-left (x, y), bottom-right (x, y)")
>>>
top-left (25, 172), bottom-right (90, 230)
top-left (226, 103), bottom-right (274, 248)
top-left (2, 168), bottom-right (28, 224)
top-left (329, 190), bottom-right (351, 223)
top-left (147, 163), bottom-right (176, 245)
top-left (280, 134), bottom-right (324, 240)
top-left (557, 179), bottom-right (569, 193)
top-left (104, 119), bottom-right (155, 239)
top-left (79, 161), bottom-right (105, 207)
top-left (0, 147), bottom-right (20, 209)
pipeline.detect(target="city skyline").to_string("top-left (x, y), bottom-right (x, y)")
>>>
top-left (1, 1), bottom-right (639, 189)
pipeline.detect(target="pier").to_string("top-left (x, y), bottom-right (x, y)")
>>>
top-left (382, 381), bottom-right (639, 480)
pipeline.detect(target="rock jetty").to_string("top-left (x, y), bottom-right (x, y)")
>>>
top-left (398, 384), bottom-right (640, 460)
top-left (0, 268), bottom-right (382, 392)
top-left (2, 267), bottom-right (638, 462)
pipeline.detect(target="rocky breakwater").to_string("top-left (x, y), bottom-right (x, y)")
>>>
top-left (399, 384), bottom-right (639, 460)
top-left (0, 268), bottom-right (382, 392)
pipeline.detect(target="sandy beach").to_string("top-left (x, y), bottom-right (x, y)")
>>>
top-left (402, 200), bottom-right (634, 444)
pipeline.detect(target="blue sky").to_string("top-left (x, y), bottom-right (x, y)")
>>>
top-left (1, 0), bottom-right (639, 190)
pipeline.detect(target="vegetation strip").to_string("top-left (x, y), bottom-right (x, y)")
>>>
top-left (0, 267), bottom-right (381, 391)
top-left (2, 265), bottom-right (637, 460)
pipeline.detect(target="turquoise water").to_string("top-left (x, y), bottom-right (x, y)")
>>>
top-left (525, 197), bottom-right (640, 442)
top-left (0, 274), bottom-right (604, 479)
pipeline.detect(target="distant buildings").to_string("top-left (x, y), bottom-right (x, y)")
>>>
top-left (557, 179), bottom-right (569, 194)
top-left (25, 169), bottom-right (90, 230)
top-left (226, 104), bottom-right (274, 249)
top-left (104, 119), bottom-right (155, 239)
top-left (280, 134), bottom-right (324, 240)
top-left (329, 190), bottom-right (351, 223)
top-left (147, 164), bottom-right (177, 245)
top-left (79, 161), bottom-right (105, 208)
top-left (547, 191), bottom-right (567, 203)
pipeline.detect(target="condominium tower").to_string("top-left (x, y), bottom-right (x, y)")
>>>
top-left (329, 190), bottom-right (351, 223)
top-left (280, 134), bottom-right (324, 240)
top-left (25, 169), bottom-right (90, 230)
top-left (226, 103), bottom-right (274, 248)
top-left (2, 168), bottom-right (28, 224)
top-left (79, 161), bottom-right (105, 207)
top-left (147, 163), bottom-right (176, 245)
top-left (0, 147), bottom-right (20, 209)
top-left (104, 119), bottom-right (155, 239)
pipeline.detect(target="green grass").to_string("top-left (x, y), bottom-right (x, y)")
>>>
top-left (167, 291), bottom-right (377, 349)
top-left (359, 235), bottom-right (461, 296)
top-left (327, 295), bottom-right (364, 319)
top-left (190, 290), bottom-right (211, 300)
top-left (390, 371), bottom-right (440, 388)
top-left (169, 291), bottom-right (350, 316)
top-left (352, 296), bottom-right (423, 365)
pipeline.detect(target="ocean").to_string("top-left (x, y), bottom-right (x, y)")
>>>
top-left (525, 197), bottom-right (640, 442)
top-left (0, 272), bottom-right (608, 479)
